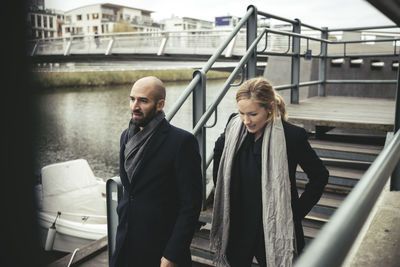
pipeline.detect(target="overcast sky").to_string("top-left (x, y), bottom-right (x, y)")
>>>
top-left (45, 0), bottom-right (394, 28)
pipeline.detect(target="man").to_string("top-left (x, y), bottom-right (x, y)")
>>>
top-left (111, 76), bottom-right (203, 267)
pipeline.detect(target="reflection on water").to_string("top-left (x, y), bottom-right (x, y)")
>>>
top-left (33, 79), bottom-right (238, 180)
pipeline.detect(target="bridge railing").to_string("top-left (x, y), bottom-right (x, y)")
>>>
top-left (28, 29), bottom-right (252, 57)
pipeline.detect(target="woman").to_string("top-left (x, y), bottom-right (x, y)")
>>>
top-left (210, 77), bottom-right (329, 267)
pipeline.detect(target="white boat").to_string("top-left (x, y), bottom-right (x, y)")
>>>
top-left (35, 159), bottom-right (108, 253)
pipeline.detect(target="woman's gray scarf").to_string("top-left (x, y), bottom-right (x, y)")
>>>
top-left (210, 114), bottom-right (296, 267)
top-left (124, 110), bottom-right (165, 183)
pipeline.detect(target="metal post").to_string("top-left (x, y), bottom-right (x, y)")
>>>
top-left (318, 27), bottom-right (328, 96)
top-left (105, 37), bottom-right (115, 55)
top-left (391, 66), bottom-right (400, 190)
top-left (64, 37), bottom-right (72, 56)
top-left (192, 70), bottom-right (207, 210)
top-left (31, 40), bottom-right (39, 56)
top-left (246, 5), bottom-right (258, 79)
top-left (291, 19), bottom-right (301, 104)
top-left (106, 176), bottom-right (123, 264)
top-left (157, 35), bottom-right (168, 56)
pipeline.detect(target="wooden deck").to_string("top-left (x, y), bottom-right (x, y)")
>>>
top-left (286, 96), bottom-right (396, 131)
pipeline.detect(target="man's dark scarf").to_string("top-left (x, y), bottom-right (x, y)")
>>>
top-left (124, 110), bottom-right (165, 183)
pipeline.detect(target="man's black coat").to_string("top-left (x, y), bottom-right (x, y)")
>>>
top-left (111, 119), bottom-right (203, 267)
top-left (213, 117), bottom-right (329, 254)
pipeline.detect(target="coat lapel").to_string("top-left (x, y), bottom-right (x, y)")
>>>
top-left (129, 119), bottom-right (170, 188)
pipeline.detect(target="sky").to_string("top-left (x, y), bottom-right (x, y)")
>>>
top-left (45, 0), bottom-right (395, 28)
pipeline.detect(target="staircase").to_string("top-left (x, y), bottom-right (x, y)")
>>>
top-left (190, 128), bottom-right (385, 266)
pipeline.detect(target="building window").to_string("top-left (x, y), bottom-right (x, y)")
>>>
top-left (49, 17), bottom-right (53, 28)
top-left (66, 15), bottom-right (71, 23)
top-left (65, 27), bottom-right (70, 33)
top-left (87, 14), bottom-right (90, 20)
top-left (50, 31), bottom-right (54, 37)
top-left (105, 24), bottom-right (109, 32)
top-left (37, 15), bottom-right (41, 27)
top-left (30, 14), bottom-right (35, 26)
top-left (92, 13), bottom-right (99, 19)
top-left (77, 14), bottom-right (82, 21)
top-left (43, 16), bottom-right (47, 28)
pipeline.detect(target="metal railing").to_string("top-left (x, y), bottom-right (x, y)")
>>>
top-left (28, 29), bottom-right (250, 57)
top-left (106, 5), bottom-right (400, 264)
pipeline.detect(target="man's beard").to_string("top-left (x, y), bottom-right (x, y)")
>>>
top-left (132, 104), bottom-right (158, 128)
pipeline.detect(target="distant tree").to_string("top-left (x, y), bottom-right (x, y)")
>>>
top-left (113, 21), bottom-right (135, 33)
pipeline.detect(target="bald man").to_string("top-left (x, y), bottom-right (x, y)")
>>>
top-left (111, 77), bottom-right (202, 267)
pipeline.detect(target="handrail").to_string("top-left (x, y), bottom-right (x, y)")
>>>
top-left (106, 176), bottom-right (123, 264)
top-left (328, 24), bottom-right (398, 32)
top-left (191, 28), bottom-right (268, 136)
top-left (332, 37), bottom-right (400, 44)
top-left (265, 28), bottom-right (332, 44)
top-left (294, 130), bottom-right (400, 267)
top-left (165, 6), bottom-right (255, 121)
top-left (326, 79), bottom-right (398, 84)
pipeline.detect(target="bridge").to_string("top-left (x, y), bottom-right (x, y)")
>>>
top-left (29, 26), bottom-right (400, 63)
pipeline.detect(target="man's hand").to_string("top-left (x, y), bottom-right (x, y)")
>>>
top-left (160, 257), bottom-right (178, 267)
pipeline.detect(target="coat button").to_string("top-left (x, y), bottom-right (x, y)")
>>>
top-left (130, 194), bottom-right (134, 201)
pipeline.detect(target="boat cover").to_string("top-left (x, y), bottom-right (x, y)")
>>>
top-left (36, 159), bottom-right (107, 224)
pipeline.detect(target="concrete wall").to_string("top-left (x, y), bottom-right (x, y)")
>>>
top-left (324, 57), bottom-right (398, 99)
top-left (263, 56), bottom-right (317, 104)
top-left (264, 55), bottom-right (398, 101)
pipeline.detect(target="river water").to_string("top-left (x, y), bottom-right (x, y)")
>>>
top-left (33, 79), bottom-right (238, 180)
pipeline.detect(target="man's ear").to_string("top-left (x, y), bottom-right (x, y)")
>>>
top-left (157, 99), bottom-right (165, 111)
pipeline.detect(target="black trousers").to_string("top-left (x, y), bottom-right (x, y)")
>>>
top-left (227, 233), bottom-right (267, 267)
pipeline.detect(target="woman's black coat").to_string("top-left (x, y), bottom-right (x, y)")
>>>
top-left (213, 116), bottom-right (329, 253)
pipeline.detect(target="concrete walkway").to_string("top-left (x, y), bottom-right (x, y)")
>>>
top-left (343, 180), bottom-right (400, 267)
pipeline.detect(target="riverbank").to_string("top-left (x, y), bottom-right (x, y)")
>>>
top-left (31, 69), bottom-right (230, 89)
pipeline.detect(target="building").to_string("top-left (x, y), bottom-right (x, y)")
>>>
top-left (160, 16), bottom-right (214, 31)
top-left (27, 0), bottom-right (44, 10)
top-left (215, 15), bottom-right (270, 28)
top-left (215, 16), bottom-right (241, 28)
top-left (27, 9), bottom-right (64, 39)
top-left (61, 3), bottom-right (159, 37)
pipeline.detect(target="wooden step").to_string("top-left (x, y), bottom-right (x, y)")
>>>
top-left (309, 139), bottom-right (382, 162)
top-left (304, 210), bottom-right (330, 223)
top-left (297, 188), bottom-right (345, 216)
top-left (200, 188), bottom-right (344, 223)
top-left (297, 179), bottom-right (351, 195)
top-left (190, 223), bottom-right (321, 260)
top-left (309, 139), bottom-right (382, 155)
top-left (296, 165), bottom-right (363, 188)
top-left (321, 157), bottom-right (371, 170)
top-left (298, 188), bottom-right (345, 209)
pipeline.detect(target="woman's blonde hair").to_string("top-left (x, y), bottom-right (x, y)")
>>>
top-left (235, 77), bottom-right (288, 121)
